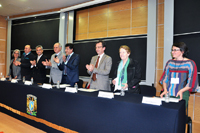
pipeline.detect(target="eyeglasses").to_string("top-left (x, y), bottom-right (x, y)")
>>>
top-left (95, 46), bottom-right (103, 49)
top-left (171, 49), bottom-right (181, 52)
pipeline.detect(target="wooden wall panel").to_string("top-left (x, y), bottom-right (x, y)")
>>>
top-left (131, 27), bottom-right (147, 35)
top-left (76, 17), bottom-right (88, 34)
top-left (157, 25), bottom-right (164, 47)
top-left (158, 0), bottom-right (164, 3)
top-left (89, 5), bottom-right (108, 16)
top-left (157, 48), bottom-right (164, 69)
top-left (76, 9), bottom-right (88, 19)
top-left (0, 16), bottom-right (7, 76)
top-left (155, 70), bottom-right (163, 91)
top-left (194, 96), bottom-right (200, 122)
top-left (108, 10), bottom-right (130, 30)
top-left (188, 95), bottom-right (194, 118)
top-left (155, 0), bottom-right (165, 96)
top-left (75, 0), bottom-right (148, 40)
top-left (158, 3), bottom-right (164, 25)
top-left (0, 17), bottom-right (7, 27)
top-left (0, 65), bottom-right (5, 75)
top-left (132, 0), bottom-right (148, 8)
top-left (88, 31), bottom-right (107, 39)
top-left (0, 53), bottom-right (5, 63)
top-left (89, 14), bottom-right (107, 32)
top-left (0, 28), bottom-right (7, 39)
top-left (132, 7), bottom-right (148, 27)
top-left (75, 34), bottom-right (87, 40)
top-left (108, 0), bottom-right (131, 12)
top-left (108, 28), bottom-right (130, 37)
top-left (0, 40), bottom-right (6, 51)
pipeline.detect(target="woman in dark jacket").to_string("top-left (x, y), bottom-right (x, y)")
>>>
top-left (112, 45), bottom-right (141, 94)
top-left (7, 49), bottom-right (21, 79)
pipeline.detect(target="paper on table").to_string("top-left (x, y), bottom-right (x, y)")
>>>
top-left (41, 84), bottom-right (52, 89)
top-left (24, 81), bottom-right (32, 85)
top-left (98, 91), bottom-right (114, 99)
top-left (114, 77), bottom-right (121, 91)
top-left (114, 92), bottom-right (121, 95)
top-left (78, 88), bottom-right (98, 92)
top-left (65, 87), bottom-right (77, 93)
top-left (52, 84), bottom-right (70, 88)
top-left (161, 97), bottom-right (179, 103)
top-left (11, 79), bottom-right (18, 83)
top-left (0, 78), bottom-right (6, 81)
top-left (142, 96), bottom-right (162, 106)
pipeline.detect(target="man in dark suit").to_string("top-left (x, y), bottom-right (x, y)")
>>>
top-left (30, 45), bottom-right (48, 83)
top-left (16, 45), bottom-right (35, 81)
top-left (54, 43), bottom-right (80, 87)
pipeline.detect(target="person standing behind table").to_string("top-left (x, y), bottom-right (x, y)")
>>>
top-left (54, 43), bottom-right (80, 87)
top-left (112, 45), bottom-right (142, 94)
top-left (160, 42), bottom-right (199, 107)
top-left (42, 42), bottom-right (64, 84)
top-left (86, 40), bottom-right (112, 91)
top-left (30, 45), bottom-right (48, 83)
top-left (15, 45), bottom-right (35, 81)
top-left (7, 49), bottom-right (21, 79)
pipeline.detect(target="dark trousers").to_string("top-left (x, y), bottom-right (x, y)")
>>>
top-left (61, 75), bottom-right (75, 87)
top-left (21, 74), bottom-right (31, 81)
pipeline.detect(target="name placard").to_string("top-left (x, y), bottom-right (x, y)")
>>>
top-left (11, 79), bottom-right (18, 83)
top-left (24, 81), bottom-right (32, 85)
top-left (142, 97), bottom-right (162, 106)
top-left (42, 84), bottom-right (52, 89)
top-left (65, 87), bottom-right (77, 93)
top-left (0, 78), bottom-right (6, 81)
top-left (98, 91), bottom-right (114, 99)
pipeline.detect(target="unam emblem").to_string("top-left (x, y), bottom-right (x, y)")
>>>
top-left (27, 94), bottom-right (37, 116)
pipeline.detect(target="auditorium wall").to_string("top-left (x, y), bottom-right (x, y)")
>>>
top-left (0, 15), bottom-right (7, 76)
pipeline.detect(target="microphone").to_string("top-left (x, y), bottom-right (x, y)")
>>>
top-left (55, 55), bottom-right (57, 58)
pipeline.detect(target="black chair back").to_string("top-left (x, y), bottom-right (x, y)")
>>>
top-left (140, 85), bottom-right (156, 97)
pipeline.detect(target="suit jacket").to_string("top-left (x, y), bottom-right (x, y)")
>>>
top-left (20, 52), bottom-right (35, 78)
top-left (58, 53), bottom-right (80, 84)
top-left (49, 51), bottom-right (64, 83)
top-left (87, 54), bottom-right (112, 91)
top-left (112, 58), bottom-right (142, 94)
top-left (32, 54), bottom-right (48, 83)
top-left (8, 58), bottom-right (21, 79)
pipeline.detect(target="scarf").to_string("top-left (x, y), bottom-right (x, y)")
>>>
top-left (117, 58), bottom-right (130, 87)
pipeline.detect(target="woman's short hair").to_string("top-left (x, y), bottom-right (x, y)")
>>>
top-left (12, 49), bottom-right (20, 57)
top-left (119, 45), bottom-right (131, 54)
top-left (172, 42), bottom-right (189, 57)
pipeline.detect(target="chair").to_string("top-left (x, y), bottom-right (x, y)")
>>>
top-left (140, 85), bottom-right (156, 97)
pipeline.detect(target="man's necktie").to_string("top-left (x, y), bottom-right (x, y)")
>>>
top-left (92, 56), bottom-right (100, 81)
top-left (64, 55), bottom-right (70, 75)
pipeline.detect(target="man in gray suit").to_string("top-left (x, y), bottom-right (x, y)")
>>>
top-left (86, 40), bottom-right (112, 91)
top-left (42, 42), bottom-right (64, 84)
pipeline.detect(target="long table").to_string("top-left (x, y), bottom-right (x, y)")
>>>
top-left (0, 81), bottom-right (185, 133)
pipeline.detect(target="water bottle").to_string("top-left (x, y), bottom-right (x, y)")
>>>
top-left (165, 92), bottom-right (170, 103)
top-left (74, 83), bottom-right (78, 91)
top-left (23, 76), bottom-right (25, 82)
top-left (120, 89), bottom-right (125, 96)
top-left (31, 77), bottom-right (34, 84)
top-left (57, 81), bottom-right (60, 89)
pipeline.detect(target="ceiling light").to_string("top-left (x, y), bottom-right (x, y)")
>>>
top-left (0, 4), bottom-right (2, 7)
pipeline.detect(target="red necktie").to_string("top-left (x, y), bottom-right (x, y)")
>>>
top-left (92, 56), bottom-right (100, 81)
